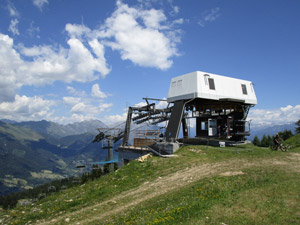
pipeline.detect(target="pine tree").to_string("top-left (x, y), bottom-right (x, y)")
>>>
top-left (261, 134), bottom-right (269, 147)
top-left (267, 135), bottom-right (273, 147)
top-left (278, 129), bottom-right (294, 140)
top-left (295, 119), bottom-right (300, 134)
top-left (252, 135), bottom-right (260, 146)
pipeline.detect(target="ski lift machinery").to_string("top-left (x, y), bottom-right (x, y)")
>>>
top-left (118, 71), bottom-right (257, 155)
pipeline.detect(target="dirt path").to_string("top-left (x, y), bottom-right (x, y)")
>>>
top-left (37, 154), bottom-right (299, 225)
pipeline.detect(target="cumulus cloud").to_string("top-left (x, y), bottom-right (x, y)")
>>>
top-left (1, 0), bottom-right (182, 101)
top-left (70, 102), bottom-right (112, 115)
top-left (248, 105), bottom-right (300, 126)
top-left (0, 95), bottom-right (54, 121)
top-left (134, 101), bottom-right (148, 108)
top-left (60, 93), bottom-right (113, 124)
top-left (103, 112), bottom-right (128, 125)
top-left (63, 96), bottom-right (81, 106)
top-left (156, 98), bottom-right (168, 109)
top-left (0, 33), bottom-right (110, 101)
top-left (8, 19), bottom-right (20, 35)
top-left (0, 0), bottom-right (184, 123)
top-left (33, 0), bottom-right (49, 11)
top-left (51, 113), bottom-right (98, 124)
top-left (66, 86), bottom-right (86, 97)
top-left (91, 84), bottom-right (107, 98)
top-left (198, 7), bottom-right (220, 27)
top-left (65, 23), bottom-right (91, 39)
top-left (99, 0), bottom-right (181, 70)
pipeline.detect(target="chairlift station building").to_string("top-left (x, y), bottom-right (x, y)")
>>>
top-left (167, 71), bottom-right (257, 105)
top-left (117, 70), bottom-right (257, 164)
top-left (165, 71), bottom-right (257, 143)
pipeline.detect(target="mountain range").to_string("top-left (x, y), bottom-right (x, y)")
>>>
top-left (250, 123), bottom-right (297, 140)
top-left (0, 119), bottom-right (113, 196)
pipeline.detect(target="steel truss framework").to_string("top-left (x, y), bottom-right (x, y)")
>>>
top-left (121, 97), bottom-right (254, 145)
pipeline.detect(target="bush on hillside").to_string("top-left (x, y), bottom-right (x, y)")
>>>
top-left (284, 134), bottom-right (300, 148)
top-left (278, 129), bottom-right (294, 141)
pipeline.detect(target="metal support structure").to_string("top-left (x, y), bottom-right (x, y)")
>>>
top-left (107, 138), bottom-right (114, 172)
top-left (165, 100), bottom-right (185, 142)
top-left (93, 128), bottom-right (123, 173)
top-left (123, 107), bottom-right (133, 146)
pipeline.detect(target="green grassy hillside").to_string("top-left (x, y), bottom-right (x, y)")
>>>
top-left (0, 122), bottom-right (71, 195)
top-left (284, 134), bottom-right (300, 148)
top-left (0, 121), bottom-right (110, 195)
top-left (0, 122), bottom-right (43, 143)
top-left (1, 142), bottom-right (299, 224)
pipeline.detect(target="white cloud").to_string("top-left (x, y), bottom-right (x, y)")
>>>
top-left (8, 19), bottom-right (20, 35)
top-left (66, 86), bottom-right (86, 97)
top-left (99, 0), bottom-right (181, 70)
top-left (0, 1), bottom-right (182, 101)
top-left (103, 112), bottom-right (128, 124)
top-left (61, 93), bottom-right (113, 123)
top-left (172, 18), bottom-right (184, 25)
top-left (0, 95), bottom-right (54, 121)
top-left (27, 21), bottom-right (40, 38)
top-left (134, 101), bottom-right (148, 108)
top-left (248, 105), bottom-right (300, 126)
top-left (91, 84), bottom-right (107, 98)
top-left (65, 23), bottom-right (91, 39)
top-left (0, 33), bottom-right (110, 101)
top-left (0, 1), bottom-right (184, 123)
top-left (63, 97), bottom-right (81, 106)
top-left (70, 102), bottom-right (112, 115)
top-left (198, 7), bottom-right (220, 27)
top-left (100, 103), bottom-right (113, 111)
top-left (6, 1), bottom-right (19, 17)
top-left (52, 113), bottom-right (96, 124)
top-left (156, 99), bottom-right (168, 109)
top-left (33, 0), bottom-right (49, 11)
top-left (141, 9), bottom-right (167, 29)
top-left (173, 6), bottom-right (179, 14)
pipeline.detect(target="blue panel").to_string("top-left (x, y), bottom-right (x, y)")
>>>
top-left (89, 159), bottom-right (118, 165)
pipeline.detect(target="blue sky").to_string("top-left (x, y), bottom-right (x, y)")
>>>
top-left (0, 0), bottom-right (299, 126)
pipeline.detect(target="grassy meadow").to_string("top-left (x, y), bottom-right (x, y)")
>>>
top-left (0, 135), bottom-right (299, 224)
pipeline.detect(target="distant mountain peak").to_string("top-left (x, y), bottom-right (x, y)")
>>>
top-left (13, 119), bottom-right (107, 138)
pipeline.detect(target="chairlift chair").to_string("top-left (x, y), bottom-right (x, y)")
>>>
top-left (76, 160), bottom-right (86, 168)
top-left (48, 186), bottom-right (56, 192)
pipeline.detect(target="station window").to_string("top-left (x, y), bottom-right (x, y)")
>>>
top-left (171, 81), bottom-right (176, 87)
top-left (241, 84), bottom-right (248, 95)
top-left (177, 80), bottom-right (182, 87)
top-left (208, 78), bottom-right (215, 90)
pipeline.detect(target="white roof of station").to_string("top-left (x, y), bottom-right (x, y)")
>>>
top-left (167, 71), bottom-right (257, 105)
